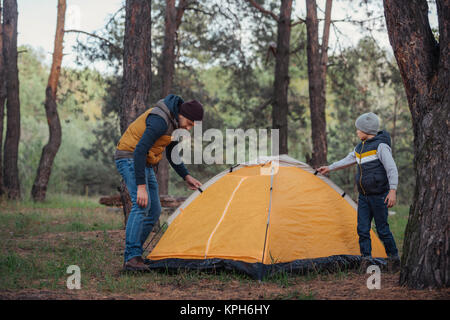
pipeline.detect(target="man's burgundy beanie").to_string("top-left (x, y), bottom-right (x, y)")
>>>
top-left (179, 100), bottom-right (204, 122)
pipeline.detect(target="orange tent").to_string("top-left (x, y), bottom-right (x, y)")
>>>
top-left (146, 155), bottom-right (387, 278)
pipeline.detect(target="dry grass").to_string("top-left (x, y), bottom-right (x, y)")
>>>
top-left (0, 195), bottom-right (448, 300)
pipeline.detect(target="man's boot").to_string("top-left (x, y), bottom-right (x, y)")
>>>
top-left (123, 256), bottom-right (150, 272)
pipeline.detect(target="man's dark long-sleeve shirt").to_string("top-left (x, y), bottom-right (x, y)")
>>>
top-left (133, 113), bottom-right (189, 185)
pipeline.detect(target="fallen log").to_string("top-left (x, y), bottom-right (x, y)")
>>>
top-left (160, 195), bottom-right (188, 208)
top-left (99, 194), bottom-right (187, 208)
top-left (99, 194), bottom-right (122, 207)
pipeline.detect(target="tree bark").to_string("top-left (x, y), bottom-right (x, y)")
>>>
top-left (246, 0), bottom-right (293, 155)
top-left (119, 0), bottom-right (152, 133)
top-left (391, 95), bottom-right (398, 156)
top-left (157, 0), bottom-right (188, 196)
top-left (306, 0), bottom-right (332, 168)
top-left (31, 0), bottom-right (66, 201)
top-left (0, 2), bottom-right (6, 196)
top-left (272, 0), bottom-right (293, 155)
top-left (119, 0), bottom-right (152, 225)
top-left (2, 0), bottom-right (21, 200)
top-left (384, 0), bottom-right (449, 289)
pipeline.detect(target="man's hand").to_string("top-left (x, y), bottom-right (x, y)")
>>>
top-left (137, 184), bottom-right (148, 208)
top-left (317, 166), bottom-right (330, 175)
top-left (385, 189), bottom-right (396, 208)
top-left (185, 175), bottom-right (202, 190)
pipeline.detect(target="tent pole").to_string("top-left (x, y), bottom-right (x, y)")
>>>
top-left (260, 163), bottom-right (275, 279)
top-left (144, 221), bottom-right (168, 255)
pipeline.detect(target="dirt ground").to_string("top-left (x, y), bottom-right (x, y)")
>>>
top-left (1, 267), bottom-right (448, 300)
top-left (0, 278), bottom-right (448, 300)
top-left (1, 274), bottom-right (449, 300)
top-left (1, 227), bottom-right (449, 301)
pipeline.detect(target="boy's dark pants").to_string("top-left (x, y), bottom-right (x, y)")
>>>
top-left (357, 191), bottom-right (399, 258)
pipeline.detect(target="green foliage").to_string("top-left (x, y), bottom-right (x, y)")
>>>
top-left (387, 205), bottom-right (410, 255)
top-left (13, 2), bottom-right (414, 204)
top-left (0, 198), bottom-right (410, 294)
top-left (16, 46), bottom-right (116, 198)
top-left (327, 37), bottom-right (414, 203)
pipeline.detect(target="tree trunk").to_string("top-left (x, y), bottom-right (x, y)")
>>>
top-left (246, 0), bottom-right (293, 155)
top-left (119, 0), bottom-right (152, 224)
top-left (0, 2), bottom-right (6, 196)
top-left (161, 0), bottom-right (177, 98)
top-left (272, 0), bottom-right (292, 155)
top-left (391, 95), bottom-right (398, 156)
top-left (31, 0), bottom-right (66, 201)
top-left (157, 0), bottom-right (187, 196)
top-left (306, 0), bottom-right (332, 168)
top-left (2, 0), bottom-right (21, 200)
top-left (119, 182), bottom-right (132, 227)
top-left (119, 0), bottom-right (152, 133)
top-left (384, 0), bottom-right (449, 289)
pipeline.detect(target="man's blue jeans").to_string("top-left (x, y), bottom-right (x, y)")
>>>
top-left (115, 158), bottom-right (161, 263)
top-left (357, 192), bottom-right (399, 258)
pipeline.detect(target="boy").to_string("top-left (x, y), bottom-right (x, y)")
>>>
top-left (317, 112), bottom-right (400, 272)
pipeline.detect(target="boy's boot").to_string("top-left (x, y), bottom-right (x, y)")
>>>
top-left (359, 256), bottom-right (372, 274)
top-left (386, 255), bottom-right (401, 273)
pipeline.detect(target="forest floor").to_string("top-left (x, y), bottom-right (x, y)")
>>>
top-left (0, 195), bottom-right (448, 300)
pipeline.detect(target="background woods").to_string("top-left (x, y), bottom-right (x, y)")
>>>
top-left (0, 0), bottom-right (447, 290)
top-left (1, 0), bottom-right (418, 205)
top-left (31, 0), bottom-right (66, 201)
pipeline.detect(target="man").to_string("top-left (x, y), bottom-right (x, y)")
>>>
top-left (115, 94), bottom-right (203, 271)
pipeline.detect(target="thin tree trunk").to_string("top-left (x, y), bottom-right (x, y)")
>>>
top-left (157, 0), bottom-right (188, 196)
top-left (119, 0), bottom-right (152, 225)
top-left (161, 0), bottom-right (177, 98)
top-left (160, 0), bottom-right (188, 97)
top-left (2, 0), bottom-right (20, 200)
top-left (306, 0), bottom-right (332, 168)
top-left (246, 0), bottom-right (293, 155)
top-left (384, 0), bottom-right (449, 289)
top-left (272, 0), bottom-right (292, 155)
top-left (31, 0), bottom-right (66, 201)
top-left (0, 2), bottom-right (6, 196)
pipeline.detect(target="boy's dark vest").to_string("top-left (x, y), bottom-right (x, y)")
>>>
top-left (354, 131), bottom-right (391, 195)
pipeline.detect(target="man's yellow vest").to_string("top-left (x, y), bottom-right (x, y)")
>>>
top-left (116, 107), bottom-right (174, 165)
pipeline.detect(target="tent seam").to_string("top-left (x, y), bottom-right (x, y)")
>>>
top-left (204, 176), bottom-right (248, 259)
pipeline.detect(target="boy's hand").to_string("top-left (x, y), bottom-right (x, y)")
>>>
top-left (385, 189), bottom-right (396, 208)
top-left (137, 184), bottom-right (148, 208)
top-left (185, 175), bottom-right (202, 190)
top-left (317, 166), bottom-right (330, 175)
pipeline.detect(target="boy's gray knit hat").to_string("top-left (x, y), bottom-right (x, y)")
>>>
top-left (355, 112), bottom-right (380, 135)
